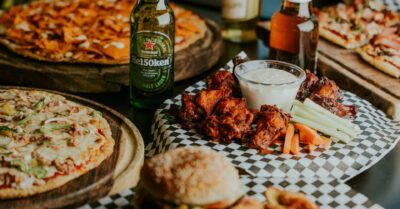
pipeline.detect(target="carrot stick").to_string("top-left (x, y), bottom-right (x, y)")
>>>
top-left (290, 134), bottom-right (299, 155)
top-left (294, 123), bottom-right (322, 145)
top-left (307, 143), bottom-right (315, 153)
top-left (320, 136), bottom-right (332, 149)
top-left (283, 124), bottom-right (294, 154)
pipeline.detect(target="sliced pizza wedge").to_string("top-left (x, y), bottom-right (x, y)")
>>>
top-left (317, 3), bottom-right (369, 49)
top-left (317, 0), bottom-right (399, 49)
top-left (356, 25), bottom-right (400, 77)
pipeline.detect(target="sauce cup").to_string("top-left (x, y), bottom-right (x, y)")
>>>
top-left (234, 60), bottom-right (306, 111)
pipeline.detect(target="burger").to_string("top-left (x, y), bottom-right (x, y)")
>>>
top-left (133, 147), bottom-right (264, 209)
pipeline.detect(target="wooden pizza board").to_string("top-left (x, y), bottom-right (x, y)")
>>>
top-left (0, 86), bottom-right (145, 209)
top-left (0, 18), bottom-right (222, 93)
top-left (257, 21), bottom-right (400, 120)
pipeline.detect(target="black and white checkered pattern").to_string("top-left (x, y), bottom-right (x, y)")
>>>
top-left (381, 0), bottom-right (400, 11)
top-left (241, 177), bottom-right (383, 209)
top-left (77, 189), bottom-right (134, 209)
top-left (78, 177), bottom-right (383, 209)
top-left (147, 52), bottom-right (400, 181)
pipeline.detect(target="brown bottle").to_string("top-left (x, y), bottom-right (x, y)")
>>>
top-left (269, 0), bottom-right (319, 74)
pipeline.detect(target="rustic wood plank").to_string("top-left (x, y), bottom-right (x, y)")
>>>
top-left (318, 40), bottom-right (400, 99)
top-left (0, 18), bottom-right (221, 93)
top-left (0, 86), bottom-right (144, 209)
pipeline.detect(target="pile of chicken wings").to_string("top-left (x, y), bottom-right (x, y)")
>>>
top-left (174, 57), bottom-right (356, 153)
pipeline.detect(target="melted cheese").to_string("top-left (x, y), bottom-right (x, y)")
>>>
top-left (0, 89), bottom-right (112, 188)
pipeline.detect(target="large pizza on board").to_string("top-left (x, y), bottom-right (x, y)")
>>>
top-left (0, 89), bottom-right (114, 199)
top-left (0, 0), bottom-right (207, 64)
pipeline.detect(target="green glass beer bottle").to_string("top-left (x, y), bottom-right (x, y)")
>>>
top-left (130, 0), bottom-right (175, 109)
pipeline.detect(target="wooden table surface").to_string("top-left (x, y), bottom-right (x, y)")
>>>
top-left (1, 2), bottom-right (399, 209)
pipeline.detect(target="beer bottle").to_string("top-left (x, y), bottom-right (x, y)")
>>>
top-left (269, 0), bottom-right (319, 74)
top-left (130, 0), bottom-right (175, 109)
top-left (221, 0), bottom-right (261, 43)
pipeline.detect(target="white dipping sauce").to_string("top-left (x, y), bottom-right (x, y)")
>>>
top-left (238, 68), bottom-right (301, 111)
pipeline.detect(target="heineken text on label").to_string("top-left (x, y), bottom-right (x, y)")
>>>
top-left (129, 0), bottom-right (175, 109)
top-left (131, 32), bottom-right (173, 92)
top-left (133, 57), bottom-right (171, 67)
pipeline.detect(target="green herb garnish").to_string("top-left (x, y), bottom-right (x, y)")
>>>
top-left (16, 113), bottom-right (33, 125)
top-left (33, 98), bottom-right (45, 110)
top-left (40, 124), bottom-right (73, 133)
top-left (10, 159), bottom-right (27, 172)
top-left (28, 167), bottom-right (47, 179)
top-left (90, 110), bottom-right (102, 117)
top-left (0, 147), bottom-right (12, 155)
top-left (0, 126), bottom-right (14, 137)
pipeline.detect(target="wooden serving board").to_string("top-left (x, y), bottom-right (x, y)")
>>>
top-left (0, 86), bottom-right (144, 209)
top-left (257, 21), bottom-right (400, 120)
top-left (0, 18), bottom-right (222, 93)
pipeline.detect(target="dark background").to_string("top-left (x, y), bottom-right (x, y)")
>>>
top-left (177, 0), bottom-right (342, 18)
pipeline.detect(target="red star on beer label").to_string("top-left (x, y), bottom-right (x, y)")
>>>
top-left (144, 40), bottom-right (155, 50)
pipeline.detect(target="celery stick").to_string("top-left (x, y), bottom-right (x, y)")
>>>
top-left (291, 115), bottom-right (351, 143)
top-left (292, 103), bottom-right (358, 138)
top-left (331, 137), bottom-right (341, 143)
top-left (303, 99), bottom-right (359, 130)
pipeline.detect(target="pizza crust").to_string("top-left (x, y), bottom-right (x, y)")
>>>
top-left (356, 48), bottom-right (400, 78)
top-left (319, 26), bottom-right (363, 49)
top-left (0, 38), bottom-right (130, 65)
top-left (174, 15), bottom-right (208, 52)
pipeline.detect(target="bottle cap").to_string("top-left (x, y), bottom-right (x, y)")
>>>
top-left (288, 0), bottom-right (312, 3)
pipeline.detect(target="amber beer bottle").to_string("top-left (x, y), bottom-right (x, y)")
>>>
top-left (269, 0), bottom-right (319, 74)
top-left (130, 0), bottom-right (175, 109)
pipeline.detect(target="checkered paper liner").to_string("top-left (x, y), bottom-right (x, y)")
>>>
top-left (382, 0), bottom-right (400, 11)
top-left (78, 177), bottom-right (383, 209)
top-left (147, 52), bottom-right (400, 181)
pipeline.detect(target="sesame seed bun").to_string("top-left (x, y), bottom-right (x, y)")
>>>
top-left (139, 147), bottom-right (244, 206)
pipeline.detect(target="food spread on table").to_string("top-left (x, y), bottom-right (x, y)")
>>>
top-left (316, 0), bottom-right (400, 77)
top-left (173, 57), bottom-right (360, 155)
top-left (133, 147), bottom-right (318, 209)
top-left (0, 89), bottom-right (114, 199)
top-left (0, 0), bottom-right (397, 208)
top-left (0, 0), bottom-right (207, 64)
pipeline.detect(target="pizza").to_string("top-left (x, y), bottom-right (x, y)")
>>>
top-left (356, 24), bottom-right (400, 77)
top-left (317, 0), bottom-right (399, 49)
top-left (0, 0), bottom-right (207, 64)
top-left (0, 89), bottom-right (114, 199)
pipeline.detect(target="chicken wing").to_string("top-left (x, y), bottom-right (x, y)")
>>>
top-left (309, 95), bottom-right (357, 119)
top-left (201, 97), bottom-right (254, 143)
top-left (296, 70), bottom-right (320, 101)
top-left (195, 89), bottom-right (225, 116)
top-left (177, 92), bottom-right (204, 129)
top-left (250, 105), bottom-right (290, 153)
top-left (309, 77), bottom-right (342, 101)
top-left (206, 70), bottom-right (240, 97)
top-left (296, 70), bottom-right (356, 118)
top-left (265, 187), bottom-right (319, 209)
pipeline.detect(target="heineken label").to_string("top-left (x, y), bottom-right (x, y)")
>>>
top-left (130, 31), bottom-right (173, 92)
